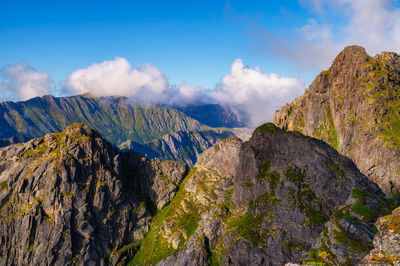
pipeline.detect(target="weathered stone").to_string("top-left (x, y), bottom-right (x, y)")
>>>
top-left (0, 123), bottom-right (187, 265)
top-left (274, 45), bottom-right (400, 194)
top-left (133, 123), bottom-right (389, 265)
top-left (361, 207), bottom-right (400, 265)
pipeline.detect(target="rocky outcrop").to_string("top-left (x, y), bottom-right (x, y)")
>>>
top-left (131, 123), bottom-right (392, 265)
top-left (0, 123), bottom-right (187, 265)
top-left (361, 207), bottom-right (400, 265)
top-left (273, 45), bottom-right (400, 194)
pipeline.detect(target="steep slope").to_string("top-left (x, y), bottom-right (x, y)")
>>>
top-left (274, 45), bottom-right (400, 194)
top-left (177, 104), bottom-right (246, 128)
top-left (131, 123), bottom-right (393, 265)
top-left (120, 129), bottom-right (234, 166)
top-left (0, 123), bottom-right (187, 265)
top-left (0, 95), bottom-right (202, 146)
top-left (0, 94), bottom-right (241, 164)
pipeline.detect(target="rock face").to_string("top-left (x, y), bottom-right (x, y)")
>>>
top-left (361, 207), bottom-right (400, 265)
top-left (0, 123), bottom-right (187, 265)
top-left (273, 45), bottom-right (400, 194)
top-left (131, 123), bottom-right (392, 265)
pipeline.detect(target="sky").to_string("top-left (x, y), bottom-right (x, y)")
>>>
top-left (1, 0), bottom-right (400, 126)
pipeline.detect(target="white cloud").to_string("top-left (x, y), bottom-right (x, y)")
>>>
top-left (66, 57), bottom-right (215, 107)
top-left (340, 0), bottom-right (400, 54)
top-left (213, 59), bottom-right (306, 126)
top-left (65, 57), bottom-right (305, 127)
top-left (0, 62), bottom-right (51, 101)
top-left (250, 0), bottom-right (400, 71)
top-left (66, 57), bottom-right (170, 103)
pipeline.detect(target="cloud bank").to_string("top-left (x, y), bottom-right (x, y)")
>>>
top-left (66, 57), bottom-right (305, 126)
top-left (66, 57), bottom-right (211, 106)
top-left (0, 58), bottom-right (304, 127)
top-left (0, 62), bottom-right (51, 101)
top-left (213, 59), bottom-right (305, 126)
top-left (252, 0), bottom-right (400, 71)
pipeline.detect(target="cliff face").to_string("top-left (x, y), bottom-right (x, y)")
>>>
top-left (131, 123), bottom-right (392, 265)
top-left (0, 123), bottom-right (187, 265)
top-left (0, 122), bottom-right (397, 265)
top-left (274, 45), bottom-right (400, 194)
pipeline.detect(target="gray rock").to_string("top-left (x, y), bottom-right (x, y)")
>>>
top-left (133, 123), bottom-right (389, 265)
top-left (0, 123), bottom-right (187, 265)
top-left (273, 45), bottom-right (400, 194)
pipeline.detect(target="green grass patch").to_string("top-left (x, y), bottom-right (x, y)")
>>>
top-left (227, 212), bottom-right (268, 246)
top-left (314, 104), bottom-right (339, 150)
top-left (324, 161), bottom-right (344, 176)
top-left (255, 123), bottom-right (277, 134)
top-left (130, 168), bottom-right (200, 265)
top-left (256, 160), bottom-right (271, 180)
top-left (245, 182), bottom-right (254, 188)
top-left (285, 166), bottom-right (306, 183)
top-left (305, 208), bottom-right (329, 224)
top-left (351, 204), bottom-right (375, 222)
top-left (0, 181), bottom-right (8, 191)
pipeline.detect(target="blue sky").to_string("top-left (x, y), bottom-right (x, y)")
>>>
top-left (1, 0), bottom-right (400, 125)
top-left (0, 0), bottom-right (318, 88)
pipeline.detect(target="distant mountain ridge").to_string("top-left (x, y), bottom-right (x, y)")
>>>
top-left (119, 129), bottom-right (234, 166)
top-left (0, 94), bottom-right (245, 164)
top-left (176, 103), bottom-right (247, 128)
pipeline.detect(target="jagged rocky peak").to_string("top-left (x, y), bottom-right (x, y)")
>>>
top-left (132, 123), bottom-right (393, 265)
top-left (0, 123), bottom-right (187, 265)
top-left (274, 45), bottom-right (400, 194)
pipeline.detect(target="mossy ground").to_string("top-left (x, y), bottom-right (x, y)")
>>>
top-left (285, 166), bottom-right (329, 225)
top-left (130, 168), bottom-right (201, 265)
top-left (379, 209), bottom-right (400, 232)
top-left (314, 105), bottom-right (339, 150)
top-left (255, 123), bottom-right (277, 134)
top-left (227, 212), bottom-right (270, 247)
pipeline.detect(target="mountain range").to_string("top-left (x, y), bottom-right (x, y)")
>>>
top-left (1, 45), bottom-right (400, 265)
top-left (0, 94), bottom-right (246, 165)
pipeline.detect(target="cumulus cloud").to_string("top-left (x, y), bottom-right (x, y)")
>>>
top-left (66, 57), bottom-right (213, 106)
top-left (250, 0), bottom-right (400, 71)
top-left (65, 57), bottom-right (305, 127)
top-left (0, 62), bottom-right (51, 101)
top-left (213, 59), bottom-right (306, 126)
top-left (66, 57), bottom-right (169, 102)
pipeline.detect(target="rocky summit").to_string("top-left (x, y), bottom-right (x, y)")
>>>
top-left (131, 123), bottom-right (395, 265)
top-left (0, 123), bottom-right (187, 265)
top-left (274, 45), bottom-right (400, 194)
